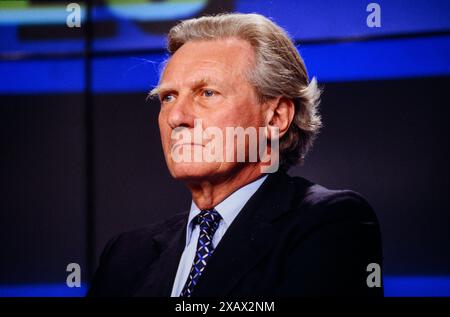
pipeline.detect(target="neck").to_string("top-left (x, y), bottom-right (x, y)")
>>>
top-left (186, 164), bottom-right (264, 210)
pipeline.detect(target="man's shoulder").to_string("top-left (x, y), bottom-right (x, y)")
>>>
top-left (88, 212), bottom-right (188, 297)
top-left (122, 212), bottom-right (187, 238)
top-left (110, 212), bottom-right (187, 249)
top-left (93, 212), bottom-right (185, 274)
top-left (287, 174), bottom-right (378, 225)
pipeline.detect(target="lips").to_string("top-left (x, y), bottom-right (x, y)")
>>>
top-left (171, 142), bottom-right (204, 150)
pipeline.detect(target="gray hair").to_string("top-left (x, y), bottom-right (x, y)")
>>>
top-left (161, 13), bottom-right (322, 170)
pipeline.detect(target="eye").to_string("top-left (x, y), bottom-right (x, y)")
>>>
top-left (202, 89), bottom-right (216, 97)
top-left (161, 94), bottom-right (175, 103)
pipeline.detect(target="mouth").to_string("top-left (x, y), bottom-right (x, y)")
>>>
top-left (171, 143), bottom-right (204, 150)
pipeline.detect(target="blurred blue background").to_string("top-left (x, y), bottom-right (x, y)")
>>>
top-left (1, 0), bottom-right (449, 297)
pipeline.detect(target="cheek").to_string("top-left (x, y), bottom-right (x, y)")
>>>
top-left (158, 111), bottom-right (168, 133)
top-left (158, 109), bottom-right (164, 127)
top-left (158, 112), bottom-right (170, 146)
top-left (229, 103), bottom-right (262, 127)
top-left (216, 99), bottom-right (252, 124)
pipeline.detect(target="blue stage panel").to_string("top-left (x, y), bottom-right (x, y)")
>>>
top-left (301, 36), bottom-right (450, 82)
top-left (384, 276), bottom-right (450, 297)
top-left (0, 58), bottom-right (85, 94)
top-left (0, 36), bottom-right (449, 94)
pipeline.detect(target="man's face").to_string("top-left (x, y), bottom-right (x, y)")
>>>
top-left (157, 37), bottom-right (267, 182)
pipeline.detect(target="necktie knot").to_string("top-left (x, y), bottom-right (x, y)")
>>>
top-left (195, 208), bottom-right (222, 235)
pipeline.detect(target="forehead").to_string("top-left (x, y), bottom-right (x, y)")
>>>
top-left (160, 37), bottom-right (255, 85)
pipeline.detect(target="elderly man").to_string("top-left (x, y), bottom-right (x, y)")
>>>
top-left (87, 13), bottom-right (383, 297)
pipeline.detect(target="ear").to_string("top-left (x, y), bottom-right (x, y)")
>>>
top-left (266, 97), bottom-right (295, 139)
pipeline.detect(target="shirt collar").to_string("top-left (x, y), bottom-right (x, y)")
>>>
top-left (185, 175), bottom-right (268, 246)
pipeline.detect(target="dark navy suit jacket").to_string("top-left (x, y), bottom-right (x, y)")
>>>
top-left (87, 171), bottom-right (383, 297)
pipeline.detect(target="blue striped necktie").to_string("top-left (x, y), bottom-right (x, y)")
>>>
top-left (180, 208), bottom-right (222, 297)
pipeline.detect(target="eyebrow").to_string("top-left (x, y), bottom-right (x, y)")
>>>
top-left (148, 76), bottom-right (223, 100)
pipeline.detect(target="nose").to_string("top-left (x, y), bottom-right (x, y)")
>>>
top-left (166, 94), bottom-right (195, 129)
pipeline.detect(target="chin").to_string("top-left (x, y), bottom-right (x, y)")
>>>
top-left (168, 161), bottom-right (224, 182)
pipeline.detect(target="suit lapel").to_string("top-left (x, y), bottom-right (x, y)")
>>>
top-left (192, 171), bottom-right (299, 297)
top-left (132, 216), bottom-right (187, 297)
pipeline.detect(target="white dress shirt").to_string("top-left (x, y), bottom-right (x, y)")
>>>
top-left (170, 175), bottom-right (268, 297)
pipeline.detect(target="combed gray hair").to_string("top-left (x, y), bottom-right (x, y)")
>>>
top-left (163, 13), bottom-right (322, 170)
